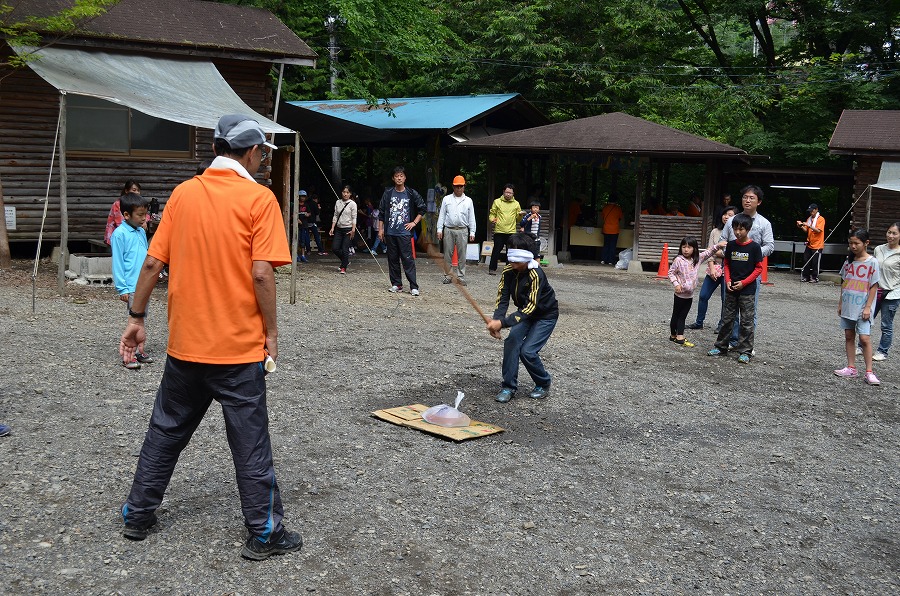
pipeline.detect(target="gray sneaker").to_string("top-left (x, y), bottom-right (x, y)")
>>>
top-left (528, 386), bottom-right (550, 399)
top-left (495, 389), bottom-right (514, 403)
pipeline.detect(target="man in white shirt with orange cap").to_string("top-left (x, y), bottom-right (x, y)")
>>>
top-left (437, 175), bottom-right (477, 286)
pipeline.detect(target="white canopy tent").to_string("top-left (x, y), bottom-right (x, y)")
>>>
top-left (15, 45), bottom-right (301, 301)
top-left (19, 45), bottom-right (293, 132)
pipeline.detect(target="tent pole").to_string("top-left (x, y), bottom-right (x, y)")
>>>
top-left (58, 92), bottom-right (68, 296)
top-left (290, 133), bottom-right (299, 304)
top-left (865, 185), bottom-right (872, 230)
top-left (273, 64), bottom-right (285, 122)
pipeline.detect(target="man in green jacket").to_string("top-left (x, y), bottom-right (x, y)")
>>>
top-left (488, 183), bottom-right (523, 275)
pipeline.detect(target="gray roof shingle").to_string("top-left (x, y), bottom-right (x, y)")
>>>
top-left (455, 112), bottom-right (746, 158)
top-left (5, 0), bottom-right (316, 64)
top-left (829, 110), bottom-right (900, 154)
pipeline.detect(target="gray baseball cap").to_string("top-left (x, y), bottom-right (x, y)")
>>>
top-left (214, 114), bottom-right (278, 150)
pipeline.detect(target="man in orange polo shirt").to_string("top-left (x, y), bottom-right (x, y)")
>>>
top-left (599, 195), bottom-right (623, 265)
top-left (797, 203), bottom-right (825, 283)
top-left (118, 115), bottom-right (301, 560)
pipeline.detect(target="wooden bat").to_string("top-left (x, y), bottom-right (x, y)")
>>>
top-left (425, 243), bottom-right (491, 324)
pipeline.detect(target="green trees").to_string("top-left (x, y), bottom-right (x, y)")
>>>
top-left (0, 0), bottom-right (119, 268)
top-left (216, 0), bottom-right (899, 167)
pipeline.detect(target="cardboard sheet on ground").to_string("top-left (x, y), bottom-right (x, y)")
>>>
top-left (372, 404), bottom-right (504, 442)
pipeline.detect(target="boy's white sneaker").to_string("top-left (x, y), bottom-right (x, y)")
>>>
top-left (873, 352), bottom-right (887, 361)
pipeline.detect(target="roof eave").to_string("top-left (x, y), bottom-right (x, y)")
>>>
top-left (14, 35), bottom-right (317, 66)
top-left (453, 143), bottom-right (746, 159)
top-left (830, 148), bottom-right (900, 158)
top-left (446, 94), bottom-right (550, 133)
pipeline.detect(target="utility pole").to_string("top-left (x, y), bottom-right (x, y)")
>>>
top-left (325, 14), bottom-right (344, 188)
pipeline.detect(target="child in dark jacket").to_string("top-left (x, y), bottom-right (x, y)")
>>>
top-left (487, 233), bottom-right (559, 403)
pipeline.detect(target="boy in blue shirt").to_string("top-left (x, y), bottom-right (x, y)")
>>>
top-left (111, 192), bottom-right (153, 369)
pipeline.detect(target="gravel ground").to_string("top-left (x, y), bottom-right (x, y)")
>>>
top-left (0, 253), bottom-right (897, 595)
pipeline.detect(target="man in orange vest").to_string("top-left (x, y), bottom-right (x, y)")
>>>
top-left (797, 203), bottom-right (825, 283)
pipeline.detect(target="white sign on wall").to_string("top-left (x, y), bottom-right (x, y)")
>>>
top-left (4, 206), bottom-right (14, 230)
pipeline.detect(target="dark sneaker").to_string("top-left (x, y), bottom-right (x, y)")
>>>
top-left (136, 352), bottom-right (154, 364)
top-left (495, 389), bottom-right (514, 403)
top-left (241, 528), bottom-right (303, 561)
top-left (0, 423), bottom-right (10, 437)
top-left (123, 359), bottom-right (141, 370)
top-left (529, 386), bottom-right (550, 399)
top-left (123, 513), bottom-right (157, 541)
top-left (686, 322), bottom-right (703, 330)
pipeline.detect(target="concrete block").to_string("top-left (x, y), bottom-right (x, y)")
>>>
top-left (627, 260), bottom-right (645, 274)
top-left (68, 254), bottom-right (85, 277)
top-left (87, 256), bottom-right (113, 277)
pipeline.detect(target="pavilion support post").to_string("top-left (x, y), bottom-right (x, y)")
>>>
top-left (549, 155), bottom-right (560, 263)
top-left (290, 133), bottom-right (300, 304)
top-left (627, 168), bottom-right (645, 274)
top-left (702, 159), bottom-right (717, 244)
top-left (57, 93), bottom-right (68, 296)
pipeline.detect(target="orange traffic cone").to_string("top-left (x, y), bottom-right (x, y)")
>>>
top-left (761, 255), bottom-right (774, 285)
top-left (452, 246), bottom-right (458, 268)
top-left (656, 243), bottom-right (670, 278)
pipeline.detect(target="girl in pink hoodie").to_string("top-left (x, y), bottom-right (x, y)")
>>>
top-left (668, 236), bottom-right (717, 346)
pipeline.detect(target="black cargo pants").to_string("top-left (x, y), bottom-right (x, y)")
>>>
top-left (122, 356), bottom-right (284, 540)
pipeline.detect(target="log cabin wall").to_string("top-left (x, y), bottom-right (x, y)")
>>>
top-left (851, 156), bottom-right (900, 236)
top-left (636, 215), bottom-right (703, 263)
top-left (0, 54), bottom-right (275, 243)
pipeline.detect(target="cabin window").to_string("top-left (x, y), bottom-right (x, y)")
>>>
top-left (66, 96), bottom-right (192, 157)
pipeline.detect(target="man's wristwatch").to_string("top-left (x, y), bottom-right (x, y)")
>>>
top-left (128, 309), bottom-right (146, 318)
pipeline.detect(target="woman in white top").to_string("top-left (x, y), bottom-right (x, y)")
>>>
top-left (687, 206), bottom-right (736, 331)
top-left (873, 221), bottom-right (900, 360)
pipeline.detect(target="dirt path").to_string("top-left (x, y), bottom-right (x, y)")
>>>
top-left (0, 256), bottom-right (897, 594)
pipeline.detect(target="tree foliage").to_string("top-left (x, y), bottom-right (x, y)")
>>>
top-left (215, 0), bottom-right (899, 167)
top-left (1, 0), bottom-right (119, 68)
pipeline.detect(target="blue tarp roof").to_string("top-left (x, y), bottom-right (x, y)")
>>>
top-left (288, 93), bottom-right (527, 131)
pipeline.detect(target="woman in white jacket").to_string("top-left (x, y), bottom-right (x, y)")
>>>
top-left (873, 221), bottom-right (900, 360)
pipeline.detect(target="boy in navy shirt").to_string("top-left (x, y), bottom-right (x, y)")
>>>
top-left (707, 213), bottom-right (763, 363)
top-left (519, 201), bottom-right (542, 258)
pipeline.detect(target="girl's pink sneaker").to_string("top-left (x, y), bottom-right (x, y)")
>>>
top-left (833, 366), bottom-right (858, 378)
top-left (864, 371), bottom-right (881, 385)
